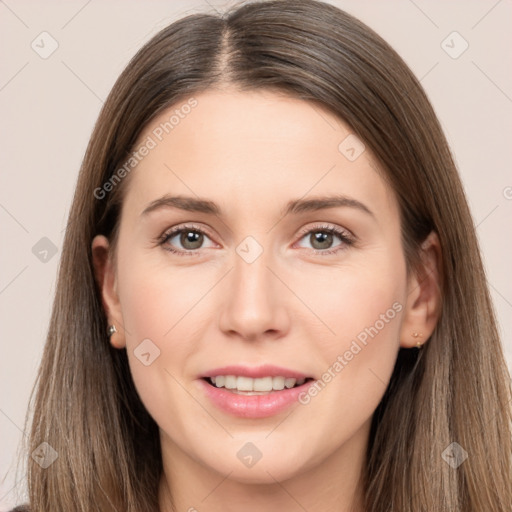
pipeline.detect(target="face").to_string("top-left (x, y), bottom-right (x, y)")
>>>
top-left (93, 88), bottom-right (432, 486)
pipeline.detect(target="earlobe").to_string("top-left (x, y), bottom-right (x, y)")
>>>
top-left (399, 231), bottom-right (443, 349)
top-left (91, 235), bottom-right (126, 349)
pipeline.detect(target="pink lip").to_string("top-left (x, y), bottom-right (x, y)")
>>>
top-left (201, 364), bottom-right (310, 380)
top-left (198, 377), bottom-right (315, 419)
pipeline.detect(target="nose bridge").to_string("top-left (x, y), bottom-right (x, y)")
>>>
top-left (234, 245), bottom-right (273, 302)
top-left (218, 237), bottom-right (289, 339)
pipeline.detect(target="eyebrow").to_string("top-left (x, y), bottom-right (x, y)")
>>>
top-left (140, 194), bottom-right (374, 218)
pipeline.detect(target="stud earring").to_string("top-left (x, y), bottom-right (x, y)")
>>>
top-left (412, 331), bottom-right (423, 348)
top-left (107, 324), bottom-right (117, 337)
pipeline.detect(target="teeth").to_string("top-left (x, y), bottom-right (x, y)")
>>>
top-left (208, 375), bottom-right (307, 392)
top-left (272, 376), bottom-right (285, 390)
top-left (224, 375), bottom-right (237, 389)
top-left (237, 376), bottom-right (254, 391)
top-left (284, 378), bottom-right (296, 389)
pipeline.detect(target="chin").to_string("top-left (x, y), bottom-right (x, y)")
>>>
top-left (216, 462), bottom-right (304, 485)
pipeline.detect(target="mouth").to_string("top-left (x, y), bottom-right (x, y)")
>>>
top-left (197, 365), bottom-right (316, 418)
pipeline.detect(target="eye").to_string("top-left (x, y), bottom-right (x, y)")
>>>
top-left (156, 223), bottom-right (355, 257)
top-left (157, 224), bottom-right (216, 256)
top-left (295, 224), bottom-right (354, 255)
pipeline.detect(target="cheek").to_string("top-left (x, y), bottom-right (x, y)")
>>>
top-left (117, 253), bottom-right (209, 347)
top-left (291, 256), bottom-right (405, 444)
top-left (294, 256), bottom-right (404, 352)
top-left (115, 256), bottom-right (210, 411)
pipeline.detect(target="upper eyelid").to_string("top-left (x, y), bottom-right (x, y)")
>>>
top-left (160, 223), bottom-right (217, 246)
top-left (163, 223), bottom-right (214, 237)
top-left (296, 223), bottom-right (352, 237)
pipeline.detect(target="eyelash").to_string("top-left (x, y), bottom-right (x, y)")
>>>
top-left (155, 223), bottom-right (355, 257)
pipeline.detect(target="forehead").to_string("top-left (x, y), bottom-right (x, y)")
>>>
top-left (122, 88), bottom-right (398, 223)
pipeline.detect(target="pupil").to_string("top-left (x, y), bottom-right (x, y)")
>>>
top-left (181, 231), bottom-right (203, 250)
top-left (311, 231), bottom-right (332, 250)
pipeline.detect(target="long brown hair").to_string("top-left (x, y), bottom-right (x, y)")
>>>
top-left (17, 1), bottom-right (512, 510)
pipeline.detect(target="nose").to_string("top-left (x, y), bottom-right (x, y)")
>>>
top-left (218, 247), bottom-right (291, 342)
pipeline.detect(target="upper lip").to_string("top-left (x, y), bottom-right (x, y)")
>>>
top-left (201, 364), bottom-right (311, 380)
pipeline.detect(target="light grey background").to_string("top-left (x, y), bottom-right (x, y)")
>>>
top-left (1, 0), bottom-right (511, 508)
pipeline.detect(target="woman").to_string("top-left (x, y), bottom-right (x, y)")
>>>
top-left (12, 0), bottom-right (512, 510)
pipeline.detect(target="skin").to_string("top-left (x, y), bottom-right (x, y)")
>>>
top-left (92, 88), bottom-right (441, 512)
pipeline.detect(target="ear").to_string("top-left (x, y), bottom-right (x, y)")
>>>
top-left (91, 235), bottom-right (126, 349)
top-left (399, 231), bottom-right (443, 349)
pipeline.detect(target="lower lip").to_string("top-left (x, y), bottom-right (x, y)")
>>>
top-left (198, 378), bottom-right (314, 418)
